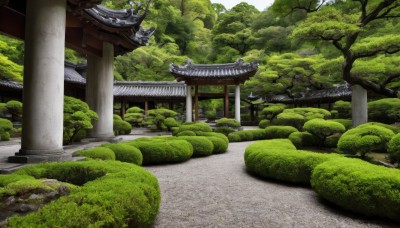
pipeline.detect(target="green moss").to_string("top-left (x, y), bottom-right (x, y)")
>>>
top-left (228, 133), bottom-right (241, 142)
top-left (177, 136), bottom-right (214, 157)
top-left (176, 130), bottom-right (196, 136)
top-left (330, 119), bottom-right (353, 130)
top-left (195, 131), bottom-right (229, 144)
top-left (387, 133), bottom-right (400, 165)
top-left (102, 143), bottom-right (143, 165)
top-left (311, 158), bottom-right (400, 222)
top-left (258, 119), bottom-right (270, 128)
top-left (176, 122), bottom-right (212, 134)
top-left (288, 131), bottom-right (317, 149)
top-left (265, 126), bottom-right (298, 139)
top-left (206, 136), bottom-right (228, 154)
top-left (74, 147), bottom-right (116, 161)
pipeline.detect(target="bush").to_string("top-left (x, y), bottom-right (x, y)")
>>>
top-left (288, 132), bottom-right (317, 149)
top-left (175, 122), bottom-right (212, 135)
top-left (205, 110), bottom-right (216, 121)
top-left (332, 100), bottom-right (351, 118)
top-left (5, 100), bottom-right (22, 121)
top-left (127, 138), bottom-right (193, 165)
top-left (228, 133), bottom-right (241, 142)
top-left (368, 98), bottom-right (400, 124)
top-left (249, 129), bottom-right (267, 140)
top-left (330, 119), bottom-right (352, 130)
top-left (311, 158), bottom-right (400, 222)
top-left (228, 131), bottom-right (253, 142)
top-left (244, 139), bottom-right (340, 184)
top-left (102, 143), bottom-right (143, 165)
top-left (303, 119), bottom-right (346, 146)
top-left (337, 123), bottom-right (395, 158)
top-left (126, 106), bottom-right (144, 114)
top-left (282, 107), bottom-right (331, 120)
top-left (63, 96), bottom-right (98, 145)
top-left (177, 136), bottom-right (214, 157)
top-left (387, 133), bottom-right (400, 165)
top-left (258, 119), bottom-right (270, 129)
top-left (0, 103), bottom-right (7, 118)
top-left (0, 118), bottom-right (13, 141)
top-left (265, 126), bottom-right (298, 139)
top-left (124, 113), bottom-right (144, 127)
top-left (74, 147), bottom-right (116, 160)
top-left (324, 134), bottom-right (341, 148)
top-left (6, 161), bottom-right (160, 227)
top-left (215, 118), bottom-right (241, 128)
top-left (361, 122), bottom-right (400, 134)
top-left (214, 126), bottom-right (236, 136)
top-left (206, 136), bottom-right (228, 154)
top-left (176, 130), bottom-right (196, 136)
top-left (113, 119), bottom-right (132, 135)
top-left (195, 131), bottom-right (229, 144)
top-left (261, 104), bottom-right (286, 121)
top-left (145, 108), bottom-right (177, 131)
top-left (274, 112), bottom-right (305, 130)
top-left (164, 117), bottom-right (180, 131)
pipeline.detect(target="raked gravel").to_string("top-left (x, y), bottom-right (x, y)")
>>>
top-left (146, 141), bottom-right (398, 228)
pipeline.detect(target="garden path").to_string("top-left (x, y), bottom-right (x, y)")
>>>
top-left (146, 141), bottom-right (397, 228)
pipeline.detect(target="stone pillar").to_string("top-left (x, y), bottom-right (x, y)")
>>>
top-left (235, 84), bottom-right (241, 123)
top-left (351, 84), bottom-right (368, 127)
top-left (86, 42), bottom-right (114, 138)
top-left (9, 0), bottom-right (67, 163)
top-left (186, 85), bottom-right (192, 122)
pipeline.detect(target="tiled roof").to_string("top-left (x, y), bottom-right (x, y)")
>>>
top-left (170, 59), bottom-right (258, 80)
top-left (267, 84), bottom-right (352, 104)
top-left (114, 81), bottom-right (186, 98)
top-left (0, 80), bottom-right (23, 90)
top-left (64, 61), bottom-right (86, 85)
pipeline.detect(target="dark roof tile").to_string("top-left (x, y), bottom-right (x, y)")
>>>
top-left (114, 81), bottom-right (186, 98)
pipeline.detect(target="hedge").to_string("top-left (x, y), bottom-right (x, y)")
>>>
top-left (265, 126), bottom-right (298, 139)
top-left (4, 161), bottom-right (160, 227)
top-left (73, 147), bottom-right (116, 161)
top-left (332, 100), bottom-right (351, 119)
top-left (288, 132), bottom-right (316, 149)
top-left (282, 107), bottom-right (331, 120)
top-left (204, 136), bottom-right (228, 154)
top-left (228, 129), bottom-right (267, 142)
top-left (174, 122), bottom-right (212, 135)
top-left (176, 130), bottom-right (196, 136)
top-left (303, 119), bottom-right (345, 146)
top-left (274, 112), bottom-right (305, 130)
top-left (113, 119), bottom-right (132, 136)
top-left (368, 98), bottom-right (400, 124)
top-left (311, 158), bottom-right (400, 222)
top-left (127, 138), bottom-right (193, 165)
top-left (177, 136), bottom-right (214, 157)
top-left (330, 119), bottom-right (352, 130)
top-left (102, 143), bottom-right (143, 165)
top-left (258, 119), bottom-right (270, 129)
top-left (244, 139), bottom-right (341, 184)
top-left (195, 131), bottom-right (229, 144)
top-left (387, 133), bottom-right (400, 165)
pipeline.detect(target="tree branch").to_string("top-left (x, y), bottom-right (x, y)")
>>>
top-left (361, 0), bottom-right (397, 25)
top-left (383, 74), bottom-right (400, 86)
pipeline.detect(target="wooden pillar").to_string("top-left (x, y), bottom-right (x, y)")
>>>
top-left (120, 100), bottom-right (126, 120)
top-left (224, 85), bottom-right (229, 118)
top-left (195, 85), bottom-right (199, 121)
top-left (144, 101), bottom-right (149, 116)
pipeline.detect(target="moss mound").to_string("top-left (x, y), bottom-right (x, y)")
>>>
top-left (73, 147), bottom-right (116, 160)
top-left (102, 143), bottom-right (143, 165)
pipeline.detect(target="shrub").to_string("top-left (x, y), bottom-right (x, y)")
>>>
top-left (145, 108), bottom-right (177, 131)
top-left (330, 119), bottom-right (352, 130)
top-left (303, 119), bottom-right (345, 146)
top-left (164, 117), bottom-right (180, 131)
top-left (176, 130), bottom-right (196, 136)
top-left (261, 103), bottom-right (286, 121)
top-left (6, 161), bottom-right (160, 227)
top-left (360, 122), bottom-right (400, 134)
top-left (63, 96), bottom-right (98, 145)
top-left (288, 132), bottom-right (317, 149)
top-left (283, 107), bottom-right (331, 120)
top-left (215, 118), bottom-right (241, 128)
top-left (177, 136), bottom-right (214, 157)
top-left (249, 129), bottom-right (267, 140)
top-left (228, 133), bottom-right (241, 142)
top-left (244, 139), bottom-right (340, 184)
top-left (74, 147), bottom-right (116, 160)
top-left (265, 126), bottom-right (298, 139)
top-left (228, 131), bottom-right (253, 142)
top-left (258, 119), bottom-right (270, 129)
top-left (324, 134), bottom-right (341, 148)
top-left (124, 113), bottom-right (144, 127)
top-left (126, 106), bottom-right (144, 114)
top-left (102, 143), bottom-right (143, 165)
top-left (387, 133), bottom-right (400, 166)
top-left (311, 158), bottom-right (400, 222)
top-left (332, 100), bottom-right (351, 118)
top-left (175, 122), bottom-right (212, 135)
top-left (214, 126), bottom-right (236, 136)
top-left (195, 131), bottom-right (229, 144)
top-left (205, 110), bottom-right (216, 121)
top-left (0, 103), bottom-right (7, 118)
top-left (274, 112), bottom-right (305, 130)
top-left (337, 123), bottom-right (395, 158)
top-left (0, 118), bottom-right (13, 141)
top-left (206, 136), bottom-right (228, 154)
top-left (5, 100), bottom-right (22, 121)
top-left (113, 119), bottom-right (132, 135)
top-left (127, 138), bottom-right (193, 165)
top-left (368, 98), bottom-right (400, 124)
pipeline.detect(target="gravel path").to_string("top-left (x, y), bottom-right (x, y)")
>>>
top-left (146, 141), bottom-right (397, 228)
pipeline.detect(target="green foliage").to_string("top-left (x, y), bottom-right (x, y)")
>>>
top-left (283, 108), bottom-right (331, 121)
top-left (0, 131), bottom-right (10, 141)
top-left (330, 119), bottom-right (352, 130)
top-left (228, 129), bottom-right (267, 142)
top-left (0, 103), bottom-right (7, 118)
top-left (260, 104), bottom-right (286, 121)
top-left (176, 130), bottom-right (196, 136)
top-left (332, 100), bottom-right (351, 119)
top-left (74, 147), bottom-right (116, 161)
top-left (126, 106), bottom-right (144, 114)
top-left (0, 53), bottom-right (23, 82)
top-left (368, 98), bottom-right (400, 124)
top-left (7, 161), bottom-right (160, 227)
top-left (265, 126), bottom-right (298, 139)
top-left (5, 100), bottom-right (22, 120)
top-left (63, 96), bottom-right (98, 145)
top-left (177, 136), bottom-right (214, 157)
top-left (274, 112), bottom-right (305, 130)
top-left (113, 119), bottom-right (132, 136)
top-left (124, 113), bottom-right (144, 127)
top-left (324, 134), bottom-right (341, 148)
top-left (127, 137), bottom-right (193, 165)
top-left (311, 158), bottom-right (400, 222)
top-left (244, 139), bottom-right (340, 184)
top-left (102, 143), bottom-right (143, 166)
top-left (258, 119), bottom-right (270, 128)
top-left (195, 131), bottom-right (229, 145)
top-left (387, 133), bottom-right (400, 165)
top-left (205, 136), bottom-right (228, 154)
top-left (303, 119), bottom-right (345, 146)
top-left (362, 122), bottom-right (400, 134)
top-left (337, 123), bottom-right (395, 158)
top-left (164, 117), bottom-right (180, 131)
top-left (175, 122), bottom-right (212, 135)
top-left (0, 118), bottom-right (13, 138)
top-left (215, 118), bottom-right (240, 135)
top-left (145, 108), bottom-right (177, 131)
top-left (288, 131), bottom-right (317, 149)
top-left (228, 133), bottom-right (241, 142)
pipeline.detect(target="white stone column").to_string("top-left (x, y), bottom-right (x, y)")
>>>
top-left (351, 84), bottom-right (368, 127)
top-left (186, 85), bottom-right (192, 122)
top-left (86, 42), bottom-right (115, 138)
top-left (17, 0), bottom-right (66, 158)
top-left (235, 84), bottom-right (241, 123)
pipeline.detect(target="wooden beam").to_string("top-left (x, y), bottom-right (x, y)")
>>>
top-left (0, 6), bottom-right (25, 40)
top-left (144, 101), bottom-right (149, 116)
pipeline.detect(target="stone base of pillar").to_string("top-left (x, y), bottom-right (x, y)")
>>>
top-left (8, 153), bottom-right (70, 164)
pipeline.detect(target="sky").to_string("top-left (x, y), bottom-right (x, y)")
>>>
top-left (210, 0), bottom-right (275, 11)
